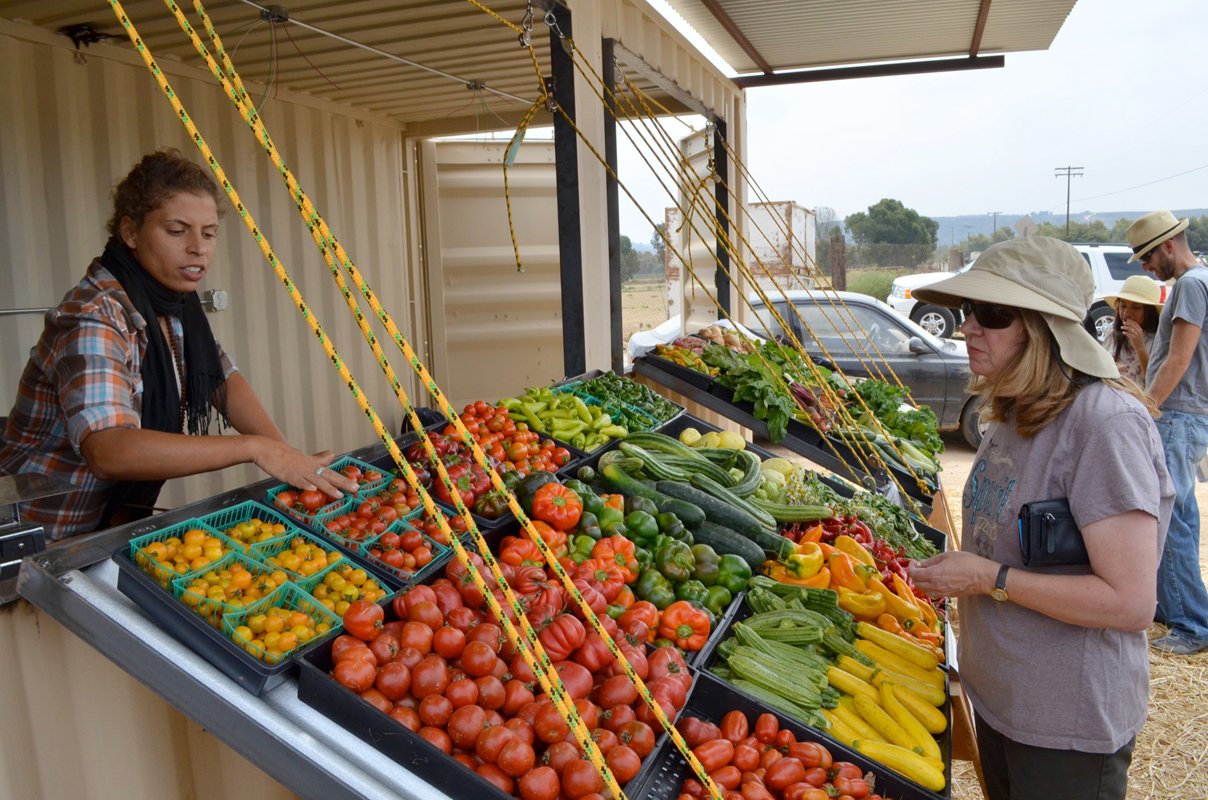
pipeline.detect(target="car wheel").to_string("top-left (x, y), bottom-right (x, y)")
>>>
top-left (1084, 304), bottom-right (1115, 343)
top-left (913, 305), bottom-right (956, 338)
top-left (960, 399), bottom-right (985, 448)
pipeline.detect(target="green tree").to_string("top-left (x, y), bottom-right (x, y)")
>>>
top-left (1185, 216), bottom-right (1208, 253)
top-left (845, 198), bottom-right (938, 247)
top-left (620, 235), bottom-right (641, 283)
top-left (1034, 219), bottom-right (1114, 242)
top-left (650, 223), bottom-right (666, 265)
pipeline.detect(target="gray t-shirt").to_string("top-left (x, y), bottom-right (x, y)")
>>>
top-left (1147, 265), bottom-right (1208, 413)
top-left (958, 382), bottom-right (1172, 753)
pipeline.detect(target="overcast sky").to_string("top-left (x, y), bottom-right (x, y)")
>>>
top-left (616, 0), bottom-right (1208, 242)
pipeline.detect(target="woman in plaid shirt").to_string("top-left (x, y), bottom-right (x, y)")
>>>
top-left (0, 150), bottom-right (356, 539)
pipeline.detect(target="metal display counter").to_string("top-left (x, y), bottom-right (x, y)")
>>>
top-left (14, 443), bottom-right (450, 800)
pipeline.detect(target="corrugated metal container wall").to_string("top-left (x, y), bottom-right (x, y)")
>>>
top-left (0, 26), bottom-right (423, 510)
top-left (0, 600), bottom-right (296, 799)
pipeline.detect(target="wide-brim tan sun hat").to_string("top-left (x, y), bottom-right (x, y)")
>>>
top-left (912, 236), bottom-right (1119, 379)
top-left (1126, 210), bottom-right (1189, 263)
top-left (1105, 274), bottom-right (1164, 310)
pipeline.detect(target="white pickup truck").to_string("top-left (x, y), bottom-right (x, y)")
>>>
top-left (888, 243), bottom-right (1166, 340)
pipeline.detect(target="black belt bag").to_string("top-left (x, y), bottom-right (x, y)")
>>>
top-left (1017, 499), bottom-right (1089, 566)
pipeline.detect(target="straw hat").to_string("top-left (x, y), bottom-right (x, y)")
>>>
top-left (1105, 275), bottom-right (1164, 310)
top-left (912, 236), bottom-right (1119, 379)
top-left (1126, 210), bottom-right (1189, 263)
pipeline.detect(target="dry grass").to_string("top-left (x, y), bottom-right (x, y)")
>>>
top-left (937, 436), bottom-right (1208, 800)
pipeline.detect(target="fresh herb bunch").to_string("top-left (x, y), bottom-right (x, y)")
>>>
top-left (851, 379), bottom-right (943, 460)
top-left (784, 470), bottom-right (939, 561)
top-left (701, 342), bottom-right (799, 441)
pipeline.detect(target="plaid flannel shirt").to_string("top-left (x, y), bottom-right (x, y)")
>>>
top-left (0, 260), bottom-right (236, 540)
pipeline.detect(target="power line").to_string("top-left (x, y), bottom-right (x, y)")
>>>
top-left (1073, 163), bottom-right (1208, 203)
top-left (1055, 166), bottom-right (1084, 237)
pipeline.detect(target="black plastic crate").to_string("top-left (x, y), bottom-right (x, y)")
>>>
top-left (631, 672), bottom-right (948, 800)
top-left (296, 563), bottom-right (687, 800)
top-left (693, 593), bottom-right (951, 799)
top-left (114, 545), bottom-right (333, 695)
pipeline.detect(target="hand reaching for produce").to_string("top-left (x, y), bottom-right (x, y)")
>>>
top-left (907, 551), bottom-right (998, 598)
top-left (253, 440), bottom-right (358, 499)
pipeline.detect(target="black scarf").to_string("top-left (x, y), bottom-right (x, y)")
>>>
top-left (97, 238), bottom-right (229, 527)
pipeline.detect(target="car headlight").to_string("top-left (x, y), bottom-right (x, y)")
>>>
top-left (890, 286), bottom-right (910, 299)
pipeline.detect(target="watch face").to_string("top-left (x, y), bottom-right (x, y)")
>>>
top-left (991, 587), bottom-right (1008, 602)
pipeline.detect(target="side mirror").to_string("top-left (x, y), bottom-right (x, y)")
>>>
top-left (908, 337), bottom-right (930, 355)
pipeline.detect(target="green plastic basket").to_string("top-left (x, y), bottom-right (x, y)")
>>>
top-left (172, 548), bottom-right (283, 628)
top-left (253, 528), bottom-right (346, 582)
top-left (127, 519), bottom-right (241, 590)
top-left (199, 500), bottom-right (304, 550)
top-left (264, 484), bottom-right (349, 527)
top-left (222, 582), bottom-right (341, 665)
top-left (327, 455), bottom-right (394, 495)
top-left (358, 519), bottom-right (449, 583)
top-left (296, 556), bottom-right (396, 609)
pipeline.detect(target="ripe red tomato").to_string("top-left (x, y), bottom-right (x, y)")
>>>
top-left (343, 600), bottom-right (384, 642)
top-left (374, 661), bottom-right (411, 701)
top-left (447, 704), bottom-right (487, 751)
top-left (561, 759), bottom-right (604, 799)
top-left (332, 658), bottom-right (376, 693)
top-left (410, 654), bottom-right (450, 698)
top-left (298, 489), bottom-right (326, 512)
top-left (605, 744), bottom-right (641, 785)
top-left (518, 765), bottom-right (560, 800)
top-left (496, 737), bottom-right (536, 778)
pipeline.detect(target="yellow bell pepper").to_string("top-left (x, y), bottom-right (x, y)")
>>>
top-left (837, 587), bottom-right (887, 619)
top-left (788, 541), bottom-right (824, 578)
top-left (834, 534), bottom-right (876, 567)
top-left (766, 563), bottom-right (832, 589)
top-left (869, 577), bottom-right (926, 628)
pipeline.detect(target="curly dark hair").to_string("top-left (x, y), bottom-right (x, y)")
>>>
top-left (106, 148), bottom-right (224, 236)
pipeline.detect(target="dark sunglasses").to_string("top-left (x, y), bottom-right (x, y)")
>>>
top-left (961, 300), bottom-right (1019, 329)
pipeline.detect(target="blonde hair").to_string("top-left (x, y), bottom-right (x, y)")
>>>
top-left (971, 309), bottom-right (1157, 436)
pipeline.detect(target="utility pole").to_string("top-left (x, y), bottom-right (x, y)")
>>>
top-left (1054, 166), bottom-right (1084, 239)
top-left (988, 210), bottom-right (1002, 239)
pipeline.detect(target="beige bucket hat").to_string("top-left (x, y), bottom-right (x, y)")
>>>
top-left (1126, 210), bottom-right (1189, 263)
top-left (1105, 275), bottom-right (1163, 310)
top-left (912, 236), bottom-right (1119, 379)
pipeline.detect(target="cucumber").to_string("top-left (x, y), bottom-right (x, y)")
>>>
top-left (690, 521), bottom-right (766, 569)
top-left (618, 441), bottom-right (688, 481)
top-left (656, 480), bottom-right (764, 538)
top-left (600, 463), bottom-right (706, 528)
top-left (658, 454), bottom-right (737, 488)
top-left (749, 498), bottom-right (834, 523)
top-left (689, 474), bottom-right (778, 530)
top-left (727, 450), bottom-right (763, 497)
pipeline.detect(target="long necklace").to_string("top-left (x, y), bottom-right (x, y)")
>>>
top-left (163, 319), bottom-right (187, 432)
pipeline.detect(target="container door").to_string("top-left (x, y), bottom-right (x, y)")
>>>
top-left (417, 140), bottom-right (564, 410)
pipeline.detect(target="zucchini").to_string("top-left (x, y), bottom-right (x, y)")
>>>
top-left (689, 521), bottom-right (766, 569)
top-left (618, 442), bottom-right (688, 481)
top-left (750, 498), bottom-right (834, 523)
top-left (656, 480), bottom-right (764, 538)
top-left (689, 474), bottom-right (778, 530)
top-left (600, 463), bottom-right (705, 528)
top-left (622, 431), bottom-right (702, 459)
top-left (658, 454), bottom-right (737, 487)
top-left (727, 450), bottom-right (763, 497)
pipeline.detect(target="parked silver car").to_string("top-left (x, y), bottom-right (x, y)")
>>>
top-left (744, 290), bottom-right (983, 446)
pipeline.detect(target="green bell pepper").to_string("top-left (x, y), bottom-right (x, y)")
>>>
top-left (634, 547), bottom-right (653, 573)
top-left (597, 505), bottom-right (626, 534)
top-left (625, 495), bottom-right (660, 517)
top-left (674, 579), bottom-right (710, 607)
top-left (501, 468), bottom-right (525, 492)
top-left (635, 569), bottom-right (676, 610)
top-left (624, 510), bottom-right (660, 547)
top-left (569, 534), bottom-right (596, 564)
top-left (656, 512), bottom-right (686, 540)
top-left (690, 543), bottom-right (721, 587)
top-left (575, 511), bottom-right (602, 541)
top-left (565, 479), bottom-right (603, 516)
top-left (716, 554), bottom-right (753, 595)
top-left (655, 539), bottom-right (695, 584)
top-left (704, 585), bottom-right (733, 617)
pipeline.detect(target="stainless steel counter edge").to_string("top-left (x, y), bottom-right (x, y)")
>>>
top-left (17, 549), bottom-right (450, 800)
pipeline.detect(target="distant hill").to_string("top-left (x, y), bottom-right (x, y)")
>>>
top-left (928, 209), bottom-right (1208, 248)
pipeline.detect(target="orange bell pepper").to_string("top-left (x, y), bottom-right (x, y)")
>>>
top-left (826, 551), bottom-right (868, 592)
top-left (798, 524), bottom-right (824, 544)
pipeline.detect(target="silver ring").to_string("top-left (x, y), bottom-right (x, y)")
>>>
top-left (314, 466), bottom-right (325, 477)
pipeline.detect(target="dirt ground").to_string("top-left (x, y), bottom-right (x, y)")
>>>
top-left (933, 433), bottom-right (1208, 800)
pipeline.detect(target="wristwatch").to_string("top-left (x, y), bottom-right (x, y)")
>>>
top-left (990, 564), bottom-right (1010, 602)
